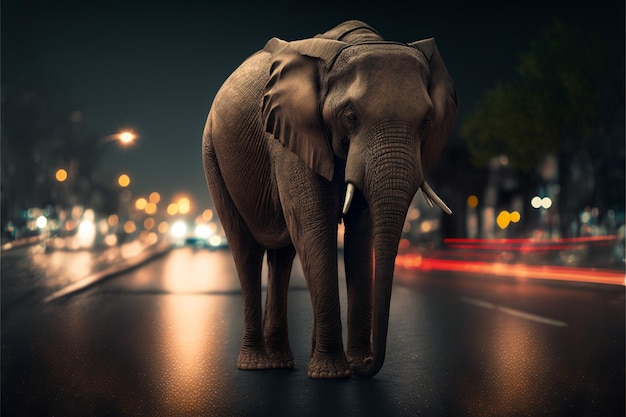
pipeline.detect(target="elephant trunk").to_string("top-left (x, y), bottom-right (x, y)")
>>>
top-left (349, 122), bottom-right (419, 377)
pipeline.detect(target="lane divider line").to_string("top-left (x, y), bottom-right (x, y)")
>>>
top-left (461, 297), bottom-right (568, 327)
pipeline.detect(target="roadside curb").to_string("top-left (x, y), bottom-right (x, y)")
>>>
top-left (43, 241), bottom-right (173, 303)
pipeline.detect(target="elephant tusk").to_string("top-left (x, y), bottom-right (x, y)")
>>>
top-left (421, 189), bottom-right (435, 208)
top-left (421, 181), bottom-right (452, 215)
top-left (342, 183), bottom-right (355, 215)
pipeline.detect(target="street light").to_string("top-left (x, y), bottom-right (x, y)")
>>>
top-left (118, 131), bottom-right (136, 145)
top-left (102, 130), bottom-right (137, 147)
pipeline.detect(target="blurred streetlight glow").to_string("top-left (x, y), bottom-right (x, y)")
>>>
top-left (124, 221), bottom-right (137, 234)
top-left (167, 203), bottom-right (178, 216)
top-left (149, 192), bottom-right (161, 204)
top-left (496, 210), bottom-right (521, 229)
top-left (145, 202), bottom-right (158, 215)
top-left (195, 224), bottom-right (212, 239)
top-left (531, 196), bottom-right (553, 210)
top-left (541, 197), bottom-right (553, 209)
top-left (135, 197), bottom-right (148, 211)
top-left (102, 130), bottom-right (137, 147)
top-left (158, 221), bottom-right (169, 234)
top-left (144, 218), bottom-right (156, 230)
top-left (171, 220), bottom-right (187, 238)
top-left (118, 131), bottom-right (136, 145)
top-left (202, 209), bottom-right (214, 221)
top-left (118, 173), bottom-right (131, 187)
top-left (108, 214), bottom-right (119, 227)
top-left (531, 196), bottom-right (542, 209)
top-left (55, 168), bottom-right (68, 182)
top-left (36, 216), bottom-right (48, 229)
top-left (177, 197), bottom-right (191, 215)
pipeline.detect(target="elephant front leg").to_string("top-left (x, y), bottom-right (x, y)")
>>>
top-left (275, 146), bottom-right (351, 379)
top-left (300, 248), bottom-right (351, 379)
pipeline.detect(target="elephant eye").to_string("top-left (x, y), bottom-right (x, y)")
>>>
top-left (421, 118), bottom-right (431, 132)
top-left (343, 109), bottom-right (359, 131)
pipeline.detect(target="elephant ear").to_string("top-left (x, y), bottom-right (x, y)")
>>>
top-left (262, 37), bottom-right (347, 181)
top-left (410, 38), bottom-right (458, 169)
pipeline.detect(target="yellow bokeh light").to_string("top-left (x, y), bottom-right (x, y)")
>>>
top-left (202, 209), bottom-right (213, 222)
top-left (149, 192), bottom-right (161, 204)
top-left (510, 211), bottom-right (521, 223)
top-left (145, 232), bottom-right (158, 245)
top-left (467, 195), bottom-right (479, 208)
top-left (107, 214), bottom-right (119, 227)
top-left (167, 203), bottom-right (178, 216)
top-left (56, 168), bottom-right (68, 182)
top-left (135, 197), bottom-right (148, 211)
top-left (118, 174), bottom-right (131, 187)
top-left (496, 211), bottom-right (511, 229)
top-left (123, 221), bottom-right (136, 234)
top-left (178, 197), bottom-right (191, 215)
top-left (145, 202), bottom-right (157, 215)
top-left (158, 221), bottom-right (169, 234)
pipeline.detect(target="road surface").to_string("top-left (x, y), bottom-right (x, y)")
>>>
top-left (2, 246), bottom-right (624, 416)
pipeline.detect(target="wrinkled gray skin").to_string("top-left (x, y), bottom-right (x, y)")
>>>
top-left (202, 20), bottom-right (457, 379)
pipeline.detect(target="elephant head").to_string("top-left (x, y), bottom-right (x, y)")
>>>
top-left (262, 31), bottom-right (457, 377)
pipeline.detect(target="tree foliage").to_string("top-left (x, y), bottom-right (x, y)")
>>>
top-left (460, 20), bottom-right (623, 174)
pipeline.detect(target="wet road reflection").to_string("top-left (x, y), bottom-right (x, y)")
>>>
top-left (459, 309), bottom-right (553, 415)
top-left (2, 246), bottom-right (623, 416)
top-left (156, 296), bottom-right (228, 414)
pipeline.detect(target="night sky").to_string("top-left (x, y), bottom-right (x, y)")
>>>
top-left (2, 0), bottom-right (624, 214)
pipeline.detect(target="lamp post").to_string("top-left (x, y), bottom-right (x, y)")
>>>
top-left (102, 130), bottom-right (137, 147)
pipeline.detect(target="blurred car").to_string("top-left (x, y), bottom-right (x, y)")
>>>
top-left (171, 220), bottom-right (228, 250)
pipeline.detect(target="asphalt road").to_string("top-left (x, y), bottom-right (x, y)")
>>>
top-left (2, 246), bottom-right (624, 416)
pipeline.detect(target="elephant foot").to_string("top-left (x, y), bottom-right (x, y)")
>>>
top-left (266, 349), bottom-right (295, 369)
top-left (347, 349), bottom-right (373, 370)
top-left (238, 347), bottom-right (294, 370)
top-left (307, 352), bottom-right (352, 379)
top-left (238, 349), bottom-right (273, 370)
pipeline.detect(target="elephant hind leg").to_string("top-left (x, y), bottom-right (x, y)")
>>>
top-left (203, 134), bottom-right (270, 370)
top-left (263, 245), bottom-right (296, 369)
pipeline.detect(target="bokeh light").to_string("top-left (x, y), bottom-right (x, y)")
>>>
top-left (158, 221), bottom-right (169, 234)
top-left (118, 174), bottom-right (131, 187)
top-left (149, 192), bottom-right (161, 204)
top-left (135, 197), bottom-right (148, 211)
top-left (118, 131), bottom-right (136, 144)
top-left (178, 197), bottom-right (191, 215)
top-left (108, 214), bottom-right (119, 227)
top-left (55, 168), bottom-right (68, 182)
top-left (145, 202), bottom-right (158, 215)
top-left (144, 218), bottom-right (155, 230)
top-left (124, 221), bottom-right (137, 234)
top-left (496, 210), bottom-right (521, 229)
top-left (202, 209), bottom-right (213, 222)
top-left (531, 196), bottom-right (553, 209)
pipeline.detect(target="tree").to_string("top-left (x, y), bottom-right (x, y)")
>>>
top-left (460, 20), bottom-right (625, 236)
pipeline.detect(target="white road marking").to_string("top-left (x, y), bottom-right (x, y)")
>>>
top-left (461, 297), bottom-right (568, 327)
top-left (460, 297), bottom-right (495, 310)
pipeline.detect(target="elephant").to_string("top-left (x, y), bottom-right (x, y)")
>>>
top-left (202, 20), bottom-right (457, 379)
